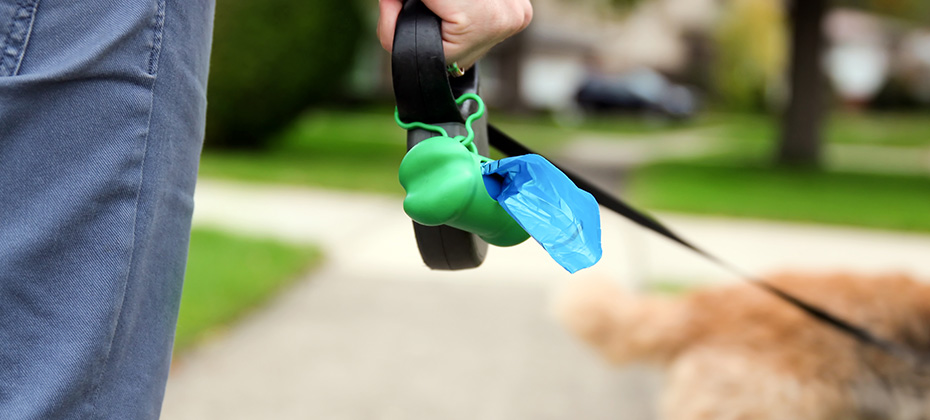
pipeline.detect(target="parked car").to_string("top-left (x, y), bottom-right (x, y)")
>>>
top-left (574, 68), bottom-right (699, 119)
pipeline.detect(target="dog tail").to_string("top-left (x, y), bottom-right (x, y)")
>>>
top-left (553, 277), bottom-right (691, 366)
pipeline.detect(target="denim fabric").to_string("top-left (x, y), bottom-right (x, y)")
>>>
top-left (0, 0), bottom-right (214, 418)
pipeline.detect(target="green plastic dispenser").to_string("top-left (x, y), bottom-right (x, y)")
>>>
top-left (396, 94), bottom-right (529, 247)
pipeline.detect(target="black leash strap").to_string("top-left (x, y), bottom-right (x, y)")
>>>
top-left (488, 124), bottom-right (930, 369)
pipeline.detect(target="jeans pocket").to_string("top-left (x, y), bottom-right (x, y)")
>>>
top-left (0, 0), bottom-right (39, 77)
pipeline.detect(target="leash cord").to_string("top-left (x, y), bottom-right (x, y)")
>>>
top-left (487, 124), bottom-right (930, 370)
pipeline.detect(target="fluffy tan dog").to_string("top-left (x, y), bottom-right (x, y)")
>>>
top-left (555, 272), bottom-right (930, 419)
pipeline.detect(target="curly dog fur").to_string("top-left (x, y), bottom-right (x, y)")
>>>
top-left (554, 272), bottom-right (930, 419)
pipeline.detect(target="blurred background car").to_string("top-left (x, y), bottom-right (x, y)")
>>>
top-left (574, 67), bottom-right (700, 119)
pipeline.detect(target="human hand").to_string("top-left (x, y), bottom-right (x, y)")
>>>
top-left (377, 0), bottom-right (533, 71)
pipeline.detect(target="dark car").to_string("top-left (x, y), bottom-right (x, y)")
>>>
top-left (575, 68), bottom-right (699, 119)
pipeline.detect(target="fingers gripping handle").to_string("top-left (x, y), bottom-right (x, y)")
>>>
top-left (391, 0), bottom-right (462, 125)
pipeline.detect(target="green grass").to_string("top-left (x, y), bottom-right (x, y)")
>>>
top-left (627, 162), bottom-right (930, 233)
top-left (827, 114), bottom-right (930, 147)
top-left (199, 107), bottom-right (408, 195)
top-left (620, 111), bottom-right (930, 233)
top-left (197, 106), bottom-right (703, 194)
top-left (198, 109), bottom-right (928, 195)
top-left (174, 229), bottom-right (323, 352)
top-left (828, 112), bottom-right (930, 147)
top-left (492, 112), bottom-right (702, 149)
top-left (705, 111), bottom-right (930, 148)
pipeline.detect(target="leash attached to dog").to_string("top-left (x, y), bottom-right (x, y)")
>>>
top-left (488, 126), bottom-right (930, 370)
top-left (391, 0), bottom-right (930, 369)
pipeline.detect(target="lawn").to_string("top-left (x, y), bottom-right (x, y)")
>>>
top-left (199, 107), bottom-right (408, 195)
top-left (626, 162), bottom-right (930, 233)
top-left (174, 229), bottom-right (323, 352)
top-left (622, 112), bottom-right (930, 232)
top-left (700, 111), bottom-right (930, 148)
top-left (198, 107), bottom-right (930, 233)
top-left (196, 106), bottom-right (689, 193)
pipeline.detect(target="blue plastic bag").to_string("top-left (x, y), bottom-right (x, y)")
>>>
top-left (482, 154), bottom-right (602, 273)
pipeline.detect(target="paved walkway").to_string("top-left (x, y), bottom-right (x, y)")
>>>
top-left (160, 179), bottom-right (930, 419)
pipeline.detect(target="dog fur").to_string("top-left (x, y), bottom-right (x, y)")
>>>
top-left (554, 272), bottom-right (930, 420)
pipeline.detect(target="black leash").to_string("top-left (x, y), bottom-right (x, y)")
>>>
top-left (488, 124), bottom-right (930, 369)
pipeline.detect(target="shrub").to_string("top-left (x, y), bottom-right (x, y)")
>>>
top-left (712, 0), bottom-right (787, 111)
top-left (205, 0), bottom-right (364, 149)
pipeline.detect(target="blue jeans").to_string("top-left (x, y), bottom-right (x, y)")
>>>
top-left (0, 1), bottom-right (214, 418)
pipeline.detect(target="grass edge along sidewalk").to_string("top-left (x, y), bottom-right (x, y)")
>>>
top-left (174, 228), bottom-right (323, 353)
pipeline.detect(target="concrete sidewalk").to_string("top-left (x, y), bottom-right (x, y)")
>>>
top-left (160, 179), bottom-right (930, 419)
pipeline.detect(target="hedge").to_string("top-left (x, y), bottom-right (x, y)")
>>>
top-left (205, 0), bottom-right (364, 149)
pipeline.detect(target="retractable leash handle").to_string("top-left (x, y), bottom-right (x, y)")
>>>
top-left (391, 0), bottom-right (508, 270)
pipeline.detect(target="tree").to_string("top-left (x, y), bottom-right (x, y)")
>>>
top-left (778, 0), bottom-right (829, 167)
top-left (778, 0), bottom-right (929, 167)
